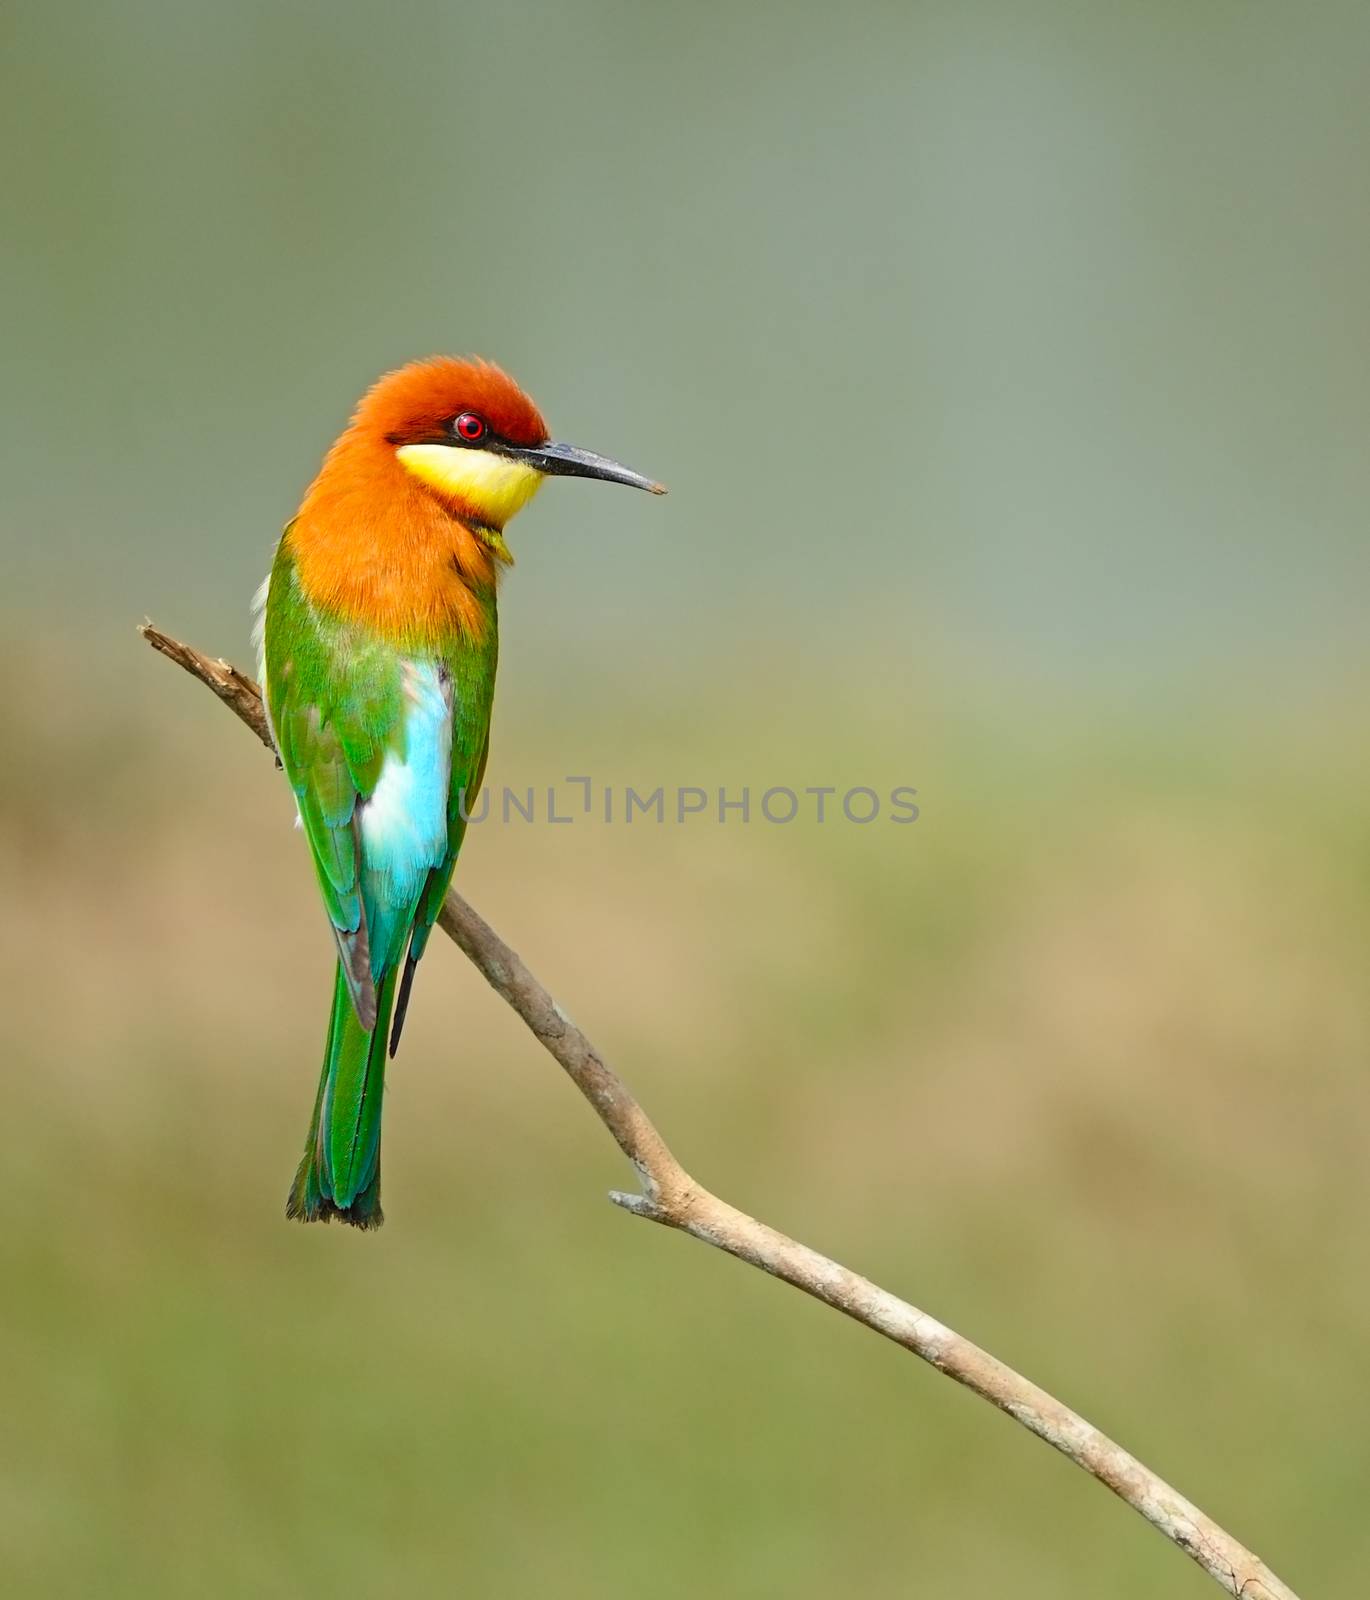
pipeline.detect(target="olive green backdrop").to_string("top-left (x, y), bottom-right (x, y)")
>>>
top-left (3, 3), bottom-right (1367, 1595)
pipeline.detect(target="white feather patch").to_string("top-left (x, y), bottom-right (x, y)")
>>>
top-left (250, 572), bottom-right (271, 687)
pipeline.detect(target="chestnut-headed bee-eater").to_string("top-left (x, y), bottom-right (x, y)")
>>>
top-left (257, 357), bottom-right (664, 1229)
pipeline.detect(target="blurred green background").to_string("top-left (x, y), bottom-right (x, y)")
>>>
top-left (3, 2), bottom-right (1368, 1595)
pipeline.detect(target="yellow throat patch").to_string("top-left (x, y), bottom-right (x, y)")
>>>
top-left (396, 443), bottom-right (545, 531)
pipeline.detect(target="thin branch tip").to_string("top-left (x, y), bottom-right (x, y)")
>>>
top-left (608, 1190), bottom-right (665, 1219)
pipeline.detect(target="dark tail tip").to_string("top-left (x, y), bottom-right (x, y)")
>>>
top-left (286, 1156), bottom-right (384, 1231)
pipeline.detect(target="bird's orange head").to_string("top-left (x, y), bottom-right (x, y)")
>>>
top-left (291, 356), bottom-right (663, 645)
top-left (351, 355), bottom-right (663, 537)
top-left (360, 357), bottom-right (549, 461)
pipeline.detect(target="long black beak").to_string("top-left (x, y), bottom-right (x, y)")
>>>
top-left (498, 439), bottom-right (666, 495)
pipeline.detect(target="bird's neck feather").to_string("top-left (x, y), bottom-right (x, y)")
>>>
top-left (290, 432), bottom-right (502, 649)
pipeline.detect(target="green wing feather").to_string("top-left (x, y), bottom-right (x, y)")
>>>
top-left (264, 539), bottom-right (405, 1222)
top-left (263, 540), bottom-right (404, 1026)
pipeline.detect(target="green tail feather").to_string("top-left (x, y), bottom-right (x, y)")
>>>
top-left (287, 962), bottom-right (399, 1230)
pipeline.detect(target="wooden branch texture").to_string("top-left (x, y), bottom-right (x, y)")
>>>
top-left (140, 621), bottom-right (1302, 1600)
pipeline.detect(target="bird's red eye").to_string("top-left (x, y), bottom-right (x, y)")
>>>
top-left (454, 412), bottom-right (487, 442)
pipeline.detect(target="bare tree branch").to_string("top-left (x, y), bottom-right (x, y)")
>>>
top-left (140, 620), bottom-right (1303, 1600)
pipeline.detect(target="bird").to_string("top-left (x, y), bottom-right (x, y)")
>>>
top-left (256, 356), bottom-right (664, 1229)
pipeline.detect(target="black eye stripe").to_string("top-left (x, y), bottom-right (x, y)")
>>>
top-left (387, 417), bottom-right (515, 449)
